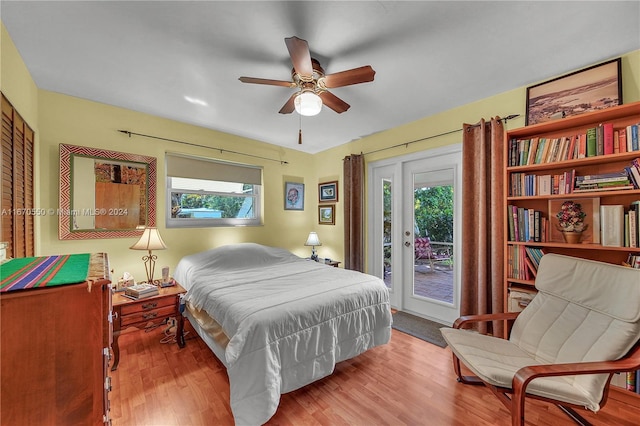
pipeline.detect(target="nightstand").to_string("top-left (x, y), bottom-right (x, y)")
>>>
top-left (320, 258), bottom-right (341, 268)
top-left (111, 283), bottom-right (186, 371)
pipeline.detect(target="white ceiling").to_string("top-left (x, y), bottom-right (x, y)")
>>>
top-left (2, 1), bottom-right (639, 154)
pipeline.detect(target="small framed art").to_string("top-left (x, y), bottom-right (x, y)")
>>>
top-left (319, 204), bottom-right (335, 225)
top-left (284, 182), bottom-right (304, 210)
top-left (318, 181), bottom-right (338, 203)
top-left (525, 58), bottom-right (622, 126)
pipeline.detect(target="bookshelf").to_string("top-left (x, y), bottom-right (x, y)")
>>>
top-left (503, 101), bottom-right (640, 398)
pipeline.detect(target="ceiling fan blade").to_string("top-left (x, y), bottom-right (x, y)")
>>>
top-left (239, 77), bottom-right (295, 87)
top-left (278, 93), bottom-right (297, 114)
top-left (319, 91), bottom-right (350, 114)
top-left (322, 65), bottom-right (376, 88)
top-left (285, 36), bottom-right (313, 78)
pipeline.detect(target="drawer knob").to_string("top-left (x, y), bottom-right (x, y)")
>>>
top-left (142, 312), bottom-right (158, 320)
top-left (142, 302), bottom-right (158, 310)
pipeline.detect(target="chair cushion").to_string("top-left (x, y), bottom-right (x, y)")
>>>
top-left (441, 328), bottom-right (600, 409)
top-left (534, 254), bottom-right (640, 322)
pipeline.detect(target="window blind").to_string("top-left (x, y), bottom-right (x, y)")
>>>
top-left (1, 93), bottom-right (35, 258)
top-left (166, 153), bottom-right (262, 185)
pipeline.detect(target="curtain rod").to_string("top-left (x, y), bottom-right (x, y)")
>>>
top-left (117, 130), bottom-right (289, 165)
top-left (362, 114), bottom-right (520, 156)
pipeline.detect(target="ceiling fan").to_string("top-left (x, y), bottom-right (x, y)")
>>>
top-left (239, 36), bottom-right (376, 116)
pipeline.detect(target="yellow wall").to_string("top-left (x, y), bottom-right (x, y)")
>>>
top-left (36, 91), bottom-right (317, 280)
top-left (2, 20), bottom-right (639, 279)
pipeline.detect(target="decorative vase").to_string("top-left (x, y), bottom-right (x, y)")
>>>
top-left (562, 231), bottom-right (583, 244)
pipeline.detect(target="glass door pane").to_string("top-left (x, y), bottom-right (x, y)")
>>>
top-left (382, 179), bottom-right (392, 289)
top-left (412, 173), bottom-right (454, 304)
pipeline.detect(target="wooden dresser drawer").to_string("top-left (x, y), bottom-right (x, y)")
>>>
top-left (120, 296), bottom-right (175, 316)
top-left (120, 305), bottom-right (176, 327)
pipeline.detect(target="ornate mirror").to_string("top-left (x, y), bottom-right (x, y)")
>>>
top-left (59, 144), bottom-right (157, 239)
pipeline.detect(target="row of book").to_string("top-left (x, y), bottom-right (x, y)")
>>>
top-left (507, 205), bottom-right (547, 243)
top-left (507, 246), bottom-right (546, 280)
top-left (508, 122), bottom-right (640, 167)
top-left (625, 254), bottom-right (640, 269)
top-left (600, 202), bottom-right (640, 248)
top-left (509, 158), bottom-right (640, 197)
top-left (508, 245), bottom-right (640, 281)
top-left (623, 371), bottom-right (640, 394)
top-left (508, 200), bottom-right (640, 248)
top-left (510, 170), bottom-right (577, 197)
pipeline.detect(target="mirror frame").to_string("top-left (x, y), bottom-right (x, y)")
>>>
top-left (59, 143), bottom-right (157, 240)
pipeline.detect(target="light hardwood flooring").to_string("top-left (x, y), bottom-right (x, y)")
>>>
top-left (110, 322), bottom-right (640, 425)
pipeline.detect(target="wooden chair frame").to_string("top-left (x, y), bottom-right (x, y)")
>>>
top-left (450, 312), bottom-right (640, 426)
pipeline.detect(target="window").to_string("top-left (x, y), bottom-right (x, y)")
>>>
top-left (166, 153), bottom-right (262, 227)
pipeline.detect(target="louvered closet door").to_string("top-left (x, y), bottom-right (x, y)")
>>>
top-left (1, 94), bottom-right (35, 258)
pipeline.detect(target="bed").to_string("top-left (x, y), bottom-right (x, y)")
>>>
top-left (173, 243), bottom-right (392, 425)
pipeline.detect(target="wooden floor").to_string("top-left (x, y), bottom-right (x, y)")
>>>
top-left (110, 322), bottom-right (640, 425)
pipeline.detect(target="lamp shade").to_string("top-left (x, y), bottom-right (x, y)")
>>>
top-left (294, 91), bottom-right (322, 116)
top-left (305, 232), bottom-right (322, 247)
top-left (130, 227), bottom-right (167, 251)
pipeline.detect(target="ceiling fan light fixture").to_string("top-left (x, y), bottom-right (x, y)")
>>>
top-left (294, 91), bottom-right (322, 116)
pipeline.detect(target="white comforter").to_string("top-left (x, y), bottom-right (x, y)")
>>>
top-left (174, 243), bottom-right (392, 425)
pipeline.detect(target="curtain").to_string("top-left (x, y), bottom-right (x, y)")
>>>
top-left (343, 154), bottom-right (364, 271)
top-left (461, 117), bottom-right (505, 336)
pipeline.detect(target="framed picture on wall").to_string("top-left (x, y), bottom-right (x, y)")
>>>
top-left (318, 181), bottom-right (338, 202)
top-left (525, 58), bottom-right (622, 125)
top-left (284, 182), bottom-right (304, 210)
top-left (319, 204), bottom-right (335, 225)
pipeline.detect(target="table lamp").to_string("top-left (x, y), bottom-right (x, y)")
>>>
top-left (130, 227), bottom-right (167, 284)
top-left (305, 231), bottom-right (321, 261)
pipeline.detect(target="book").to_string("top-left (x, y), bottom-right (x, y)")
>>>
top-left (629, 205), bottom-right (637, 248)
top-left (125, 283), bottom-right (159, 298)
top-left (573, 185), bottom-right (634, 193)
top-left (567, 135), bottom-right (577, 160)
top-left (538, 175), bottom-right (552, 195)
top-left (603, 123), bottom-right (614, 155)
top-left (527, 137), bottom-right (539, 165)
top-left (596, 124), bottom-right (604, 156)
top-left (577, 133), bottom-right (587, 158)
top-left (540, 137), bottom-right (552, 163)
top-left (600, 205), bottom-right (624, 247)
top-left (586, 127), bottom-right (597, 157)
top-left (619, 129), bottom-right (628, 153)
top-left (534, 138), bottom-right (546, 164)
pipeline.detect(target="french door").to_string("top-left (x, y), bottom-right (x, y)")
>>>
top-left (368, 145), bottom-right (461, 325)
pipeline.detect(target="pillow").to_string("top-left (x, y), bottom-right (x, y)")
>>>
top-left (180, 242), bottom-right (301, 273)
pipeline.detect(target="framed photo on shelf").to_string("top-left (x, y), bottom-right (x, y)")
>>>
top-left (284, 182), bottom-right (304, 210)
top-left (318, 181), bottom-right (338, 202)
top-left (548, 197), bottom-right (600, 244)
top-left (318, 204), bottom-right (335, 225)
top-left (526, 58), bottom-right (622, 125)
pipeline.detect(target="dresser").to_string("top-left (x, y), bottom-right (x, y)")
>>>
top-left (0, 253), bottom-right (112, 425)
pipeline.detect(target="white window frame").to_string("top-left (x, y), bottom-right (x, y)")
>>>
top-left (165, 153), bottom-right (262, 228)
